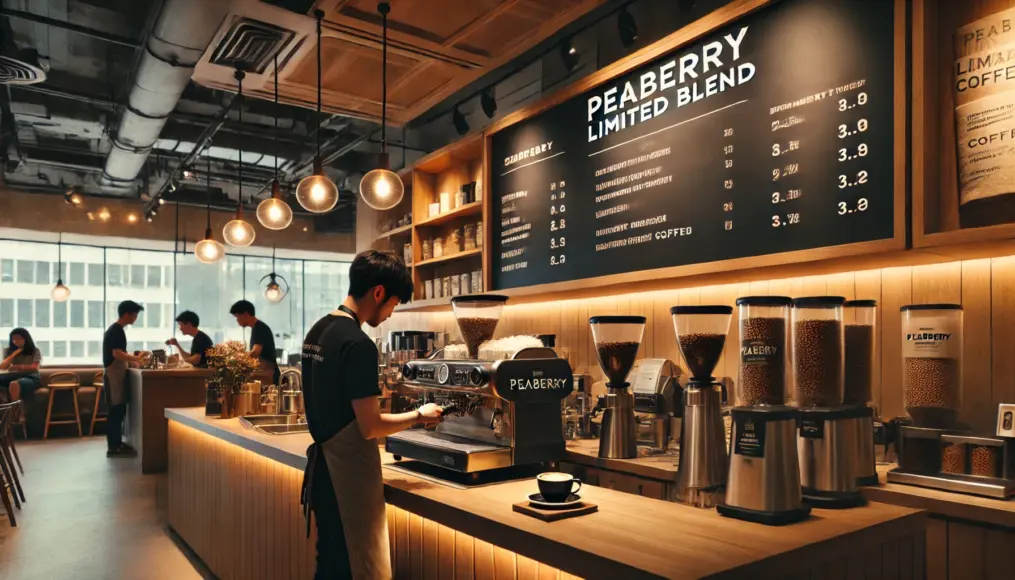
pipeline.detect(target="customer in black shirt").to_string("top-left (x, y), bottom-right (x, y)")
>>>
top-left (103, 300), bottom-right (146, 457)
top-left (229, 300), bottom-right (278, 384)
top-left (167, 310), bottom-right (214, 367)
top-left (302, 250), bottom-right (442, 579)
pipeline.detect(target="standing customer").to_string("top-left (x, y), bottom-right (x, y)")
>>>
top-left (167, 310), bottom-right (214, 367)
top-left (103, 300), bottom-right (146, 458)
top-left (301, 250), bottom-right (443, 580)
top-left (0, 328), bottom-right (43, 404)
top-left (229, 300), bottom-right (279, 384)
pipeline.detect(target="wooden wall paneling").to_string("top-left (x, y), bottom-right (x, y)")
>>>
top-left (863, 541), bottom-right (884, 580)
top-left (653, 290), bottom-right (680, 369)
top-left (962, 259), bottom-right (993, 431)
top-left (799, 274), bottom-right (827, 296)
top-left (474, 539), bottom-right (495, 579)
top-left (825, 272), bottom-right (855, 300)
top-left (410, 511), bottom-right (425, 578)
top-left (748, 280), bottom-right (770, 295)
top-left (537, 564), bottom-right (559, 580)
top-left (494, 547), bottom-right (516, 580)
top-left (844, 548), bottom-right (867, 580)
top-left (423, 519), bottom-right (439, 580)
top-left (438, 523), bottom-right (456, 580)
top-left (455, 530), bottom-right (475, 580)
top-left (926, 518), bottom-right (948, 580)
top-left (880, 267), bottom-right (912, 421)
top-left (397, 505), bottom-right (411, 575)
top-left (948, 521), bottom-right (987, 579)
top-left (516, 555), bottom-right (539, 580)
top-left (984, 528), bottom-right (1015, 580)
top-left (881, 535), bottom-right (903, 580)
top-left (913, 523), bottom-right (925, 580)
top-left (993, 256), bottom-right (1015, 415)
top-left (911, 262), bottom-right (962, 303)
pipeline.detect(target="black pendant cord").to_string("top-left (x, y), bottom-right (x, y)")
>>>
top-left (206, 155), bottom-right (212, 231)
top-left (236, 69), bottom-right (245, 216)
top-left (381, 2), bottom-right (388, 155)
top-left (274, 53), bottom-right (279, 183)
top-left (57, 233), bottom-right (62, 280)
top-left (315, 10), bottom-right (323, 158)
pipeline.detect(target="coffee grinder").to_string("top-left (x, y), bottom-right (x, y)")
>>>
top-left (590, 316), bottom-right (645, 459)
top-left (844, 300), bottom-right (878, 487)
top-left (719, 297), bottom-right (811, 525)
top-left (671, 305), bottom-right (732, 507)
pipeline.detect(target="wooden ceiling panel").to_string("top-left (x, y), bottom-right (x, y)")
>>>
top-left (386, 62), bottom-right (460, 109)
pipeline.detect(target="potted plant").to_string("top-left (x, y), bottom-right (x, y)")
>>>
top-left (205, 341), bottom-right (260, 418)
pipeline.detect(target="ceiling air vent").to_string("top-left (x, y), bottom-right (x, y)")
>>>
top-left (209, 17), bottom-right (295, 74)
top-left (0, 49), bottom-right (46, 85)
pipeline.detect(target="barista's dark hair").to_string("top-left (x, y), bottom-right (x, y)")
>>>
top-left (347, 250), bottom-right (412, 303)
top-left (176, 310), bottom-right (200, 327)
top-left (229, 300), bottom-right (255, 316)
top-left (117, 300), bottom-right (144, 316)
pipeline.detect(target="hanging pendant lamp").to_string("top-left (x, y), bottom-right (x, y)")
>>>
top-left (360, 2), bottom-right (404, 211)
top-left (195, 155), bottom-right (225, 264)
top-left (223, 67), bottom-right (257, 247)
top-left (257, 54), bottom-right (294, 230)
top-left (51, 233), bottom-right (71, 302)
top-left (296, 10), bottom-right (339, 213)
top-left (261, 246), bottom-right (290, 304)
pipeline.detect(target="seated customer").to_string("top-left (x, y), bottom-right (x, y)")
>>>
top-left (0, 328), bottom-right (42, 404)
top-left (167, 310), bottom-right (215, 367)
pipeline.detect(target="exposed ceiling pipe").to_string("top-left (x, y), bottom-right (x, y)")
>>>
top-left (100, 0), bottom-right (230, 192)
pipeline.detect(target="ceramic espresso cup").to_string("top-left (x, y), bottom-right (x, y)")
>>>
top-left (536, 472), bottom-right (582, 502)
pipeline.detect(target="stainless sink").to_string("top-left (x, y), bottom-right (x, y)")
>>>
top-left (239, 414), bottom-right (309, 435)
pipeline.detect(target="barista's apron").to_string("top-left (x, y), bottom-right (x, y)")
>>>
top-left (301, 306), bottom-right (391, 579)
top-left (104, 359), bottom-right (129, 405)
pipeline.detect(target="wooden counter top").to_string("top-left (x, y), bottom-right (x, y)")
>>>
top-left (564, 439), bottom-right (678, 481)
top-left (861, 464), bottom-right (1015, 529)
top-left (129, 368), bottom-right (215, 377)
top-left (167, 407), bottom-right (925, 579)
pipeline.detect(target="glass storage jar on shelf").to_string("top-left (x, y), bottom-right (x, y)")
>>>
top-left (901, 304), bottom-right (963, 429)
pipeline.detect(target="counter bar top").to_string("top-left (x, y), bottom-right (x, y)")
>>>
top-left (167, 407), bottom-right (924, 579)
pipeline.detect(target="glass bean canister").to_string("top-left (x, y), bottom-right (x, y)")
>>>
top-left (843, 300), bottom-right (876, 406)
top-left (901, 304), bottom-right (963, 429)
top-left (736, 296), bottom-right (792, 407)
top-left (791, 297), bottom-right (845, 408)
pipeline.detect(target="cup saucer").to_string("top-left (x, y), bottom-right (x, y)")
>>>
top-left (528, 493), bottom-right (582, 509)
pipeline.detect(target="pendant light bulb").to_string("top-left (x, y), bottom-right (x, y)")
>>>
top-left (52, 234), bottom-right (71, 301)
top-left (360, 2), bottom-right (403, 211)
top-left (257, 185), bottom-right (293, 230)
top-left (223, 216), bottom-right (256, 247)
top-left (195, 228), bottom-right (225, 264)
top-left (264, 277), bottom-right (284, 303)
top-left (298, 10), bottom-right (339, 213)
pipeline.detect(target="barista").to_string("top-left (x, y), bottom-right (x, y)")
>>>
top-left (229, 300), bottom-right (279, 384)
top-left (103, 300), bottom-right (146, 458)
top-left (301, 250), bottom-right (443, 580)
top-left (167, 310), bottom-right (214, 367)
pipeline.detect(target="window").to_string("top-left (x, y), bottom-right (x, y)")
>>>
top-left (0, 259), bottom-right (12, 282)
top-left (53, 341), bottom-right (67, 358)
top-left (164, 266), bottom-right (173, 289)
top-left (148, 302), bottom-right (161, 328)
top-left (70, 300), bottom-right (85, 328)
top-left (16, 260), bottom-right (33, 283)
top-left (0, 299), bottom-right (12, 327)
top-left (36, 260), bottom-right (50, 284)
top-left (106, 301), bottom-right (118, 326)
top-left (147, 265), bottom-right (161, 288)
top-left (135, 307), bottom-right (145, 328)
top-left (70, 341), bottom-right (84, 358)
top-left (88, 300), bottom-right (104, 329)
top-left (87, 341), bottom-right (100, 357)
top-left (130, 265), bottom-right (144, 289)
top-left (17, 299), bottom-right (32, 326)
top-left (146, 341), bottom-right (164, 352)
top-left (88, 263), bottom-right (103, 286)
top-left (176, 254), bottom-right (246, 346)
top-left (35, 299), bottom-right (50, 328)
top-left (53, 301), bottom-right (67, 327)
top-left (70, 263), bottom-right (85, 286)
top-left (36, 341), bottom-right (49, 357)
top-left (128, 341), bottom-right (143, 353)
top-left (108, 264), bottom-right (124, 286)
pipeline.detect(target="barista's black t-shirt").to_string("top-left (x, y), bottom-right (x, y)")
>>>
top-left (302, 314), bottom-right (379, 443)
top-left (102, 323), bottom-right (127, 367)
top-left (190, 331), bottom-right (214, 368)
top-left (249, 320), bottom-right (277, 368)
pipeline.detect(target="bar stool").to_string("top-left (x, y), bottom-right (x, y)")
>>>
top-left (44, 371), bottom-right (82, 439)
top-left (5, 401), bottom-right (23, 475)
top-left (89, 371), bottom-right (106, 436)
top-left (0, 402), bottom-right (23, 525)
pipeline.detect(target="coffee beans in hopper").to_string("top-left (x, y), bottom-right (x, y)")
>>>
top-left (940, 444), bottom-right (965, 474)
top-left (970, 445), bottom-right (999, 478)
top-left (678, 333), bottom-right (726, 379)
top-left (844, 324), bottom-right (874, 405)
top-left (457, 317), bottom-right (499, 359)
top-left (739, 317), bottom-right (786, 406)
top-left (793, 319), bottom-right (843, 407)
top-left (596, 341), bottom-right (640, 385)
top-left (904, 358), bottom-right (960, 427)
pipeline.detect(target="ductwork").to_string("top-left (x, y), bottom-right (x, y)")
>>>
top-left (101, 0), bottom-right (230, 191)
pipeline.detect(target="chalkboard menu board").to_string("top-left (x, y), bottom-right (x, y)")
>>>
top-left (491, 0), bottom-right (897, 290)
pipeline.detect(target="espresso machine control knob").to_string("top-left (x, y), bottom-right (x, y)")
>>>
top-left (469, 367), bottom-right (487, 386)
top-left (437, 363), bottom-right (451, 385)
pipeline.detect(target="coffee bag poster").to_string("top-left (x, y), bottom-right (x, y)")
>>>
top-left (954, 7), bottom-right (1015, 205)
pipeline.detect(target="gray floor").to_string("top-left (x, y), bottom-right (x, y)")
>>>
top-left (0, 437), bottom-right (210, 580)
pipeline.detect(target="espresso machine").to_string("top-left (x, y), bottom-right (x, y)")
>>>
top-left (671, 306), bottom-right (732, 507)
top-left (590, 316), bottom-right (645, 459)
top-left (383, 330), bottom-right (439, 412)
top-left (719, 296), bottom-right (811, 525)
top-left (387, 295), bottom-right (574, 474)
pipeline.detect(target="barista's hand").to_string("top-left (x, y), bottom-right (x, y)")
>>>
top-left (166, 338), bottom-right (180, 348)
top-left (416, 403), bottom-right (444, 424)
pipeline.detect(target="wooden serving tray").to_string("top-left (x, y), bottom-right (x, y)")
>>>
top-left (512, 501), bottom-right (598, 522)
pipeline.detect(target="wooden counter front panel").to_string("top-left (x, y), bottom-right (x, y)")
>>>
top-left (167, 420), bottom-right (576, 580)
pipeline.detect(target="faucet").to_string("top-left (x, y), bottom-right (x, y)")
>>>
top-left (277, 369), bottom-right (303, 415)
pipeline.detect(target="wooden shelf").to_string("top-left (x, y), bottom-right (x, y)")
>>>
top-left (413, 247), bottom-right (482, 267)
top-left (374, 224), bottom-right (413, 241)
top-left (395, 297), bottom-right (451, 312)
top-left (415, 201), bottom-right (482, 228)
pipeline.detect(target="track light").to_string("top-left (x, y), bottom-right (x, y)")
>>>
top-left (183, 169), bottom-right (194, 180)
top-left (618, 6), bottom-right (637, 47)
top-left (481, 90), bottom-right (497, 118)
top-left (64, 189), bottom-right (83, 206)
top-left (452, 106), bottom-right (469, 136)
top-left (126, 213), bottom-right (138, 224)
top-left (561, 39), bottom-right (579, 71)
top-left (169, 182), bottom-right (177, 193)
top-left (158, 197), bottom-right (165, 205)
